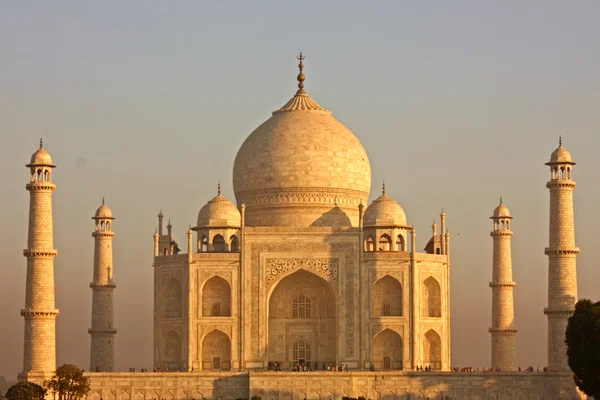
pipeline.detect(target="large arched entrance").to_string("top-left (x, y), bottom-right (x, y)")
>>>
top-left (423, 329), bottom-right (442, 370)
top-left (268, 269), bottom-right (336, 369)
top-left (371, 329), bottom-right (403, 370)
top-left (201, 329), bottom-right (231, 370)
top-left (201, 276), bottom-right (231, 317)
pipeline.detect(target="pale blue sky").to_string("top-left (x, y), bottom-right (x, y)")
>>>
top-left (1, 1), bottom-right (599, 379)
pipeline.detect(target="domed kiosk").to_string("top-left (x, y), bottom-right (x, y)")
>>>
top-left (233, 53), bottom-right (371, 227)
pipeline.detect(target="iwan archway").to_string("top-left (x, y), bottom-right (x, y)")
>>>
top-left (267, 269), bottom-right (337, 370)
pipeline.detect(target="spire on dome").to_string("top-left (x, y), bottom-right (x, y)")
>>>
top-left (102, 196), bottom-right (105, 205)
top-left (218, 180), bottom-right (221, 195)
top-left (382, 181), bottom-right (386, 195)
top-left (40, 137), bottom-right (43, 149)
top-left (559, 136), bottom-right (562, 147)
top-left (500, 196), bottom-right (503, 205)
top-left (296, 52), bottom-right (306, 94)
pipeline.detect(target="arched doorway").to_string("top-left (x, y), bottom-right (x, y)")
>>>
top-left (201, 330), bottom-right (231, 370)
top-left (422, 277), bottom-right (442, 317)
top-left (268, 269), bottom-right (336, 369)
top-left (202, 276), bottom-right (231, 317)
top-left (371, 329), bottom-right (403, 370)
top-left (423, 329), bottom-right (442, 370)
top-left (372, 275), bottom-right (402, 317)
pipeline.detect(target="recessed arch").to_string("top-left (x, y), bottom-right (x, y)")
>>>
top-left (201, 329), bottom-right (231, 370)
top-left (371, 329), bottom-right (403, 370)
top-left (267, 269), bottom-right (336, 368)
top-left (423, 329), bottom-right (442, 370)
top-left (365, 236), bottom-right (375, 252)
top-left (163, 330), bottom-right (182, 369)
top-left (372, 275), bottom-right (402, 317)
top-left (200, 235), bottom-right (208, 252)
top-left (422, 277), bottom-right (441, 318)
top-left (212, 234), bottom-right (225, 252)
top-left (201, 276), bottom-right (231, 317)
top-left (230, 235), bottom-right (239, 252)
top-left (396, 234), bottom-right (405, 251)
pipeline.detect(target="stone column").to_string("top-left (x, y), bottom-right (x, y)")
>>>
top-left (489, 199), bottom-right (517, 371)
top-left (544, 140), bottom-right (579, 372)
top-left (89, 200), bottom-right (117, 372)
top-left (20, 141), bottom-right (59, 383)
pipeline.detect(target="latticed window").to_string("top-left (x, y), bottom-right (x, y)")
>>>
top-left (292, 340), bottom-right (312, 364)
top-left (292, 295), bottom-right (311, 318)
top-left (213, 357), bottom-right (221, 370)
top-left (383, 357), bottom-right (391, 370)
top-left (383, 304), bottom-right (391, 316)
top-left (212, 303), bottom-right (221, 317)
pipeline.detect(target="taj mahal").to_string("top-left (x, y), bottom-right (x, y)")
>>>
top-left (17, 54), bottom-right (584, 399)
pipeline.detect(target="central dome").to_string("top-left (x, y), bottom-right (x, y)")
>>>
top-left (233, 55), bottom-right (371, 227)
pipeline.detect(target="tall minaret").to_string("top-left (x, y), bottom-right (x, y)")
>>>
top-left (89, 199), bottom-right (117, 372)
top-left (489, 198), bottom-right (517, 371)
top-left (20, 139), bottom-right (59, 382)
top-left (544, 138), bottom-right (579, 371)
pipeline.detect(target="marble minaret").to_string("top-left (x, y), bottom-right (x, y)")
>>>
top-left (489, 198), bottom-right (517, 371)
top-left (89, 199), bottom-right (117, 372)
top-left (544, 138), bottom-right (579, 371)
top-left (20, 140), bottom-right (59, 382)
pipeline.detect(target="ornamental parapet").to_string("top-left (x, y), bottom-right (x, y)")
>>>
top-left (544, 247), bottom-right (580, 256)
top-left (92, 231), bottom-right (115, 238)
top-left (90, 282), bottom-right (117, 289)
top-left (236, 186), bottom-right (367, 208)
top-left (546, 180), bottom-right (576, 189)
top-left (243, 226), bottom-right (360, 234)
top-left (490, 231), bottom-right (513, 237)
top-left (363, 251), bottom-right (411, 262)
top-left (25, 183), bottom-right (56, 191)
top-left (489, 282), bottom-right (516, 288)
top-left (21, 308), bottom-right (59, 317)
top-left (489, 328), bottom-right (518, 334)
top-left (543, 308), bottom-right (574, 317)
top-left (88, 328), bottom-right (117, 335)
top-left (23, 249), bottom-right (57, 257)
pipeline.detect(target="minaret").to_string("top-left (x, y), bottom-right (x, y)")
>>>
top-left (489, 197), bottom-right (517, 371)
top-left (89, 198), bottom-right (117, 372)
top-left (20, 139), bottom-right (59, 382)
top-left (544, 138), bottom-right (579, 371)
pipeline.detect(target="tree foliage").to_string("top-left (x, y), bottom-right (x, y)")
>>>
top-left (44, 364), bottom-right (90, 400)
top-left (566, 298), bottom-right (600, 398)
top-left (5, 381), bottom-right (46, 400)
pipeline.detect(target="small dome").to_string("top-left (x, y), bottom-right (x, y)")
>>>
top-left (363, 185), bottom-right (407, 227)
top-left (28, 140), bottom-right (54, 167)
top-left (547, 138), bottom-right (575, 165)
top-left (94, 199), bottom-right (114, 219)
top-left (492, 198), bottom-right (511, 218)
top-left (197, 189), bottom-right (241, 228)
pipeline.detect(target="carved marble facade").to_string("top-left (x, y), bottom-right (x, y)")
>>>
top-left (153, 227), bottom-right (451, 372)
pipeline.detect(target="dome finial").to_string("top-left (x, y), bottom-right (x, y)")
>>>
top-left (102, 196), bottom-right (105, 205)
top-left (559, 136), bottom-right (562, 147)
top-left (382, 180), bottom-right (386, 195)
top-left (39, 137), bottom-right (43, 149)
top-left (500, 196), bottom-right (503, 205)
top-left (296, 52), bottom-right (306, 94)
top-left (217, 180), bottom-right (221, 195)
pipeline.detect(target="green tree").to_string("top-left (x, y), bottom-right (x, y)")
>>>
top-left (565, 298), bottom-right (600, 398)
top-left (44, 364), bottom-right (91, 400)
top-left (5, 381), bottom-right (46, 400)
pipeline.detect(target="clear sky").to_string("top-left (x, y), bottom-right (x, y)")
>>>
top-left (1, 1), bottom-right (599, 380)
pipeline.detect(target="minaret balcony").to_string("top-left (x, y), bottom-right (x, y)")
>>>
top-left (544, 247), bottom-right (580, 256)
top-left (23, 249), bottom-right (57, 257)
top-left (90, 282), bottom-right (117, 289)
top-left (20, 308), bottom-right (59, 317)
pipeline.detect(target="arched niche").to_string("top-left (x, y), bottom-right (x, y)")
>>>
top-left (162, 278), bottom-right (182, 319)
top-left (163, 330), bottom-right (182, 369)
top-left (201, 329), bottom-right (231, 370)
top-left (267, 269), bottom-right (336, 368)
top-left (423, 329), bottom-right (442, 370)
top-left (378, 234), bottom-right (392, 251)
top-left (372, 275), bottom-right (402, 317)
top-left (396, 234), bottom-right (405, 251)
top-left (213, 234), bottom-right (225, 252)
top-left (202, 276), bottom-right (231, 317)
top-left (371, 329), bottom-right (403, 370)
top-left (230, 235), bottom-right (239, 252)
top-left (422, 277), bottom-right (441, 318)
top-left (365, 236), bottom-right (375, 252)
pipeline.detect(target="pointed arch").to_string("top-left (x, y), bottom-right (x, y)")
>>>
top-left (202, 275), bottom-right (231, 317)
top-left (422, 277), bottom-right (442, 317)
top-left (163, 278), bottom-right (182, 318)
top-left (372, 275), bottom-right (402, 316)
top-left (365, 236), bottom-right (375, 252)
top-left (163, 330), bottom-right (182, 366)
top-left (379, 234), bottom-right (392, 251)
top-left (201, 329), bottom-right (231, 370)
top-left (212, 234), bottom-right (225, 252)
top-left (200, 236), bottom-right (208, 252)
top-left (230, 235), bottom-right (239, 252)
top-left (372, 329), bottom-right (403, 370)
top-left (423, 329), bottom-right (442, 370)
top-left (43, 169), bottom-right (50, 182)
top-left (396, 234), bottom-right (405, 251)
